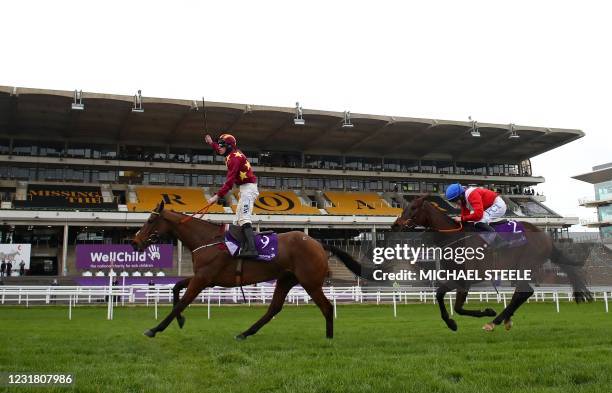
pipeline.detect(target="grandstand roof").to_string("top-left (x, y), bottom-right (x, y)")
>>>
top-left (572, 163), bottom-right (612, 184)
top-left (0, 85), bottom-right (584, 162)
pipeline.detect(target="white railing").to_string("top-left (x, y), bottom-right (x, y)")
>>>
top-left (1, 284), bottom-right (610, 320)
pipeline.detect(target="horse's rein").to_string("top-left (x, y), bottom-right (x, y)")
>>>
top-left (179, 202), bottom-right (213, 224)
top-left (437, 221), bottom-right (463, 233)
top-left (396, 217), bottom-right (463, 232)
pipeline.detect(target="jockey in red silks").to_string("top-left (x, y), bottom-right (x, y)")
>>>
top-left (445, 183), bottom-right (508, 248)
top-left (204, 133), bottom-right (259, 258)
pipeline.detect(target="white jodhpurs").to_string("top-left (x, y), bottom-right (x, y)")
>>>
top-left (478, 196), bottom-right (507, 223)
top-left (235, 182), bottom-right (259, 226)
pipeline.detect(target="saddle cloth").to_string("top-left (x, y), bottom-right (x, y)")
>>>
top-left (223, 225), bottom-right (278, 262)
top-left (481, 220), bottom-right (527, 248)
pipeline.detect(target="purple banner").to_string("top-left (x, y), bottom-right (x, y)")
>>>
top-left (76, 244), bottom-right (174, 269)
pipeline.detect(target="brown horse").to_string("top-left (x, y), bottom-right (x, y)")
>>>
top-left (391, 195), bottom-right (592, 331)
top-left (131, 200), bottom-right (361, 339)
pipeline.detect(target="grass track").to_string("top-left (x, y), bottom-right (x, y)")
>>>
top-left (0, 302), bottom-right (611, 393)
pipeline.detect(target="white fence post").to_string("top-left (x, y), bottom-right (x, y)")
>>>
top-left (393, 291), bottom-right (397, 318)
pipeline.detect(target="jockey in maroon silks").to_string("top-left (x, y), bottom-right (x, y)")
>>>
top-left (204, 133), bottom-right (259, 258)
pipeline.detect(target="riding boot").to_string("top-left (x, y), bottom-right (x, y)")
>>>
top-left (238, 223), bottom-right (259, 258)
top-left (474, 222), bottom-right (507, 249)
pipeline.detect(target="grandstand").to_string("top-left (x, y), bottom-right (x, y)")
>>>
top-left (0, 85), bottom-right (584, 282)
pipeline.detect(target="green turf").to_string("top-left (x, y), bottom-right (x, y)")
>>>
top-left (0, 301), bottom-right (611, 393)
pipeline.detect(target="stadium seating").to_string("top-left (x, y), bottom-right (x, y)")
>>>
top-left (510, 197), bottom-right (560, 217)
top-left (403, 194), bottom-right (461, 215)
top-left (324, 192), bottom-right (401, 216)
top-left (231, 190), bottom-right (320, 215)
top-left (127, 187), bottom-right (225, 213)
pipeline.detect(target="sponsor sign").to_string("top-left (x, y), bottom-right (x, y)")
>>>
top-left (76, 244), bottom-right (173, 269)
top-left (15, 185), bottom-right (117, 209)
top-left (0, 244), bottom-right (31, 271)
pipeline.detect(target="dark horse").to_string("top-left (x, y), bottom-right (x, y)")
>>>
top-left (391, 195), bottom-right (592, 331)
top-left (131, 201), bottom-right (361, 339)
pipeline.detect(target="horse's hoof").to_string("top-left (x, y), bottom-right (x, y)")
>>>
top-left (177, 315), bottom-right (186, 329)
top-left (144, 329), bottom-right (156, 338)
top-left (484, 308), bottom-right (497, 317)
top-left (445, 319), bottom-right (458, 331)
top-left (482, 322), bottom-right (496, 332)
top-left (504, 319), bottom-right (513, 331)
top-left (235, 334), bottom-right (247, 341)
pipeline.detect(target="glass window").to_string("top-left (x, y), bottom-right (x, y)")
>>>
top-left (121, 145), bottom-right (166, 161)
top-left (93, 170), bottom-right (117, 183)
top-left (520, 160), bottom-right (532, 176)
top-left (0, 166), bottom-right (37, 180)
top-left (383, 158), bottom-right (400, 172)
top-left (400, 160), bottom-right (419, 172)
top-left (39, 168), bottom-right (63, 181)
top-left (167, 173), bottom-right (187, 185)
top-left (367, 180), bottom-right (383, 191)
top-left (283, 177), bottom-right (302, 189)
top-left (12, 140), bottom-right (37, 156)
top-left (304, 178), bottom-right (324, 189)
top-left (168, 148), bottom-right (191, 163)
top-left (64, 168), bottom-right (86, 181)
top-left (0, 139), bottom-right (10, 155)
top-left (436, 161), bottom-right (454, 174)
top-left (304, 154), bottom-right (342, 170)
top-left (260, 151), bottom-right (301, 168)
top-left (192, 149), bottom-right (214, 164)
top-left (66, 143), bottom-right (90, 158)
top-left (345, 156), bottom-right (382, 171)
top-left (456, 162), bottom-right (487, 175)
top-left (327, 179), bottom-right (344, 189)
top-left (400, 182), bottom-right (420, 192)
top-left (425, 182), bottom-right (439, 192)
top-left (192, 174), bottom-right (214, 187)
top-left (595, 180), bottom-right (612, 201)
top-left (347, 179), bottom-right (362, 190)
top-left (242, 151), bottom-right (259, 165)
top-left (96, 145), bottom-right (118, 160)
top-left (259, 176), bottom-right (278, 188)
top-left (39, 141), bottom-right (65, 157)
top-left (420, 161), bottom-right (436, 173)
top-left (145, 172), bottom-right (166, 184)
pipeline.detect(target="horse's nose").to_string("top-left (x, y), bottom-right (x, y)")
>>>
top-left (130, 240), bottom-right (139, 251)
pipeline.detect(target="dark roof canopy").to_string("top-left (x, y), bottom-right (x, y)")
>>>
top-left (0, 85), bottom-right (584, 162)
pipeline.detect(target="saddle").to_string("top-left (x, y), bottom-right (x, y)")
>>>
top-left (227, 224), bottom-right (274, 244)
top-left (224, 225), bottom-right (278, 262)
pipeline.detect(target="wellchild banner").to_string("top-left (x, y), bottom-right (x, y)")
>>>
top-left (76, 244), bottom-right (173, 269)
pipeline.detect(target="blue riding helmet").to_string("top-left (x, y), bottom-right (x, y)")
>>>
top-left (445, 183), bottom-right (464, 202)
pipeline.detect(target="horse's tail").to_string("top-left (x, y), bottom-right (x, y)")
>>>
top-left (322, 244), bottom-right (364, 278)
top-left (550, 245), bottom-right (593, 303)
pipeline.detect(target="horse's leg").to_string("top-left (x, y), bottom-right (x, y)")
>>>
top-left (303, 286), bottom-right (334, 339)
top-left (235, 273), bottom-right (298, 340)
top-left (483, 281), bottom-right (534, 331)
top-left (436, 281), bottom-right (459, 331)
top-left (172, 277), bottom-right (191, 329)
top-left (453, 287), bottom-right (497, 318)
top-left (144, 275), bottom-right (209, 338)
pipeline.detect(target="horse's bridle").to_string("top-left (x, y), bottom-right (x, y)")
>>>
top-left (394, 216), bottom-right (463, 232)
top-left (394, 217), bottom-right (417, 230)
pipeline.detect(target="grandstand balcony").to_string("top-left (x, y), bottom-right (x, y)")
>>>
top-left (579, 196), bottom-right (612, 208)
top-left (0, 153), bottom-right (548, 186)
